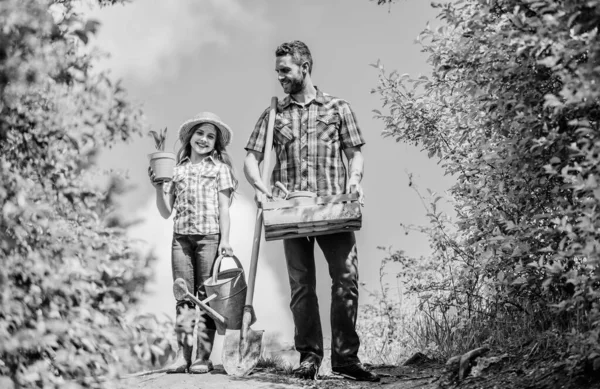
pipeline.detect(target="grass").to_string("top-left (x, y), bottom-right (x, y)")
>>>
top-left (357, 269), bottom-right (578, 366)
top-left (256, 356), bottom-right (294, 375)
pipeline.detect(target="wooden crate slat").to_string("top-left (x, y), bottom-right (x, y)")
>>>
top-left (261, 193), bottom-right (359, 210)
top-left (263, 202), bottom-right (361, 226)
top-left (264, 220), bottom-right (362, 233)
top-left (264, 221), bottom-right (362, 241)
top-left (265, 228), bottom-right (360, 241)
top-left (262, 192), bottom-right (362, 241)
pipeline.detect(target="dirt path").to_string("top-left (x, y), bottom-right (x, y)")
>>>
top-left (121, 364), bottom-right (442, 389)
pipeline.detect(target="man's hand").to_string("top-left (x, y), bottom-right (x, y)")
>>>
top-left (343, 146), bottom-right (364, 206)
top-left (347, 176), bottom-right (365, 206)
top-left (254, 190), bottom-right (273, 206)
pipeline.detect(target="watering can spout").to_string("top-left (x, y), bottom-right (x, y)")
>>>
top-left (172, 278), bottom-right (229, 334)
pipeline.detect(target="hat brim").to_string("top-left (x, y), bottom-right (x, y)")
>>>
top-left (178, 118), bottom-right (232, 147)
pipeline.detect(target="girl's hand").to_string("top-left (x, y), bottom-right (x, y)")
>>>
top-left (148, 167), bottom-right (162, 188)
top-left (218, 241), bottom-right (234, 257)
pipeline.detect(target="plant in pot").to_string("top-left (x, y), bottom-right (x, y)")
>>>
top-left (148, 127), bottom-right (176, 183)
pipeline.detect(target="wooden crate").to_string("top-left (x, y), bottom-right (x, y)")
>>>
top-left (262, 192), bottom-right (362, 241)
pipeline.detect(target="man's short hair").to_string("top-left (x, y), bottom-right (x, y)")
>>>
top-left (275, 40), bottom-right (313, 75)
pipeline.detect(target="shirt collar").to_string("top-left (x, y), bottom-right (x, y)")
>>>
top-left (178, 153), bottom-right (218, 166)
top-left (280, 86), bottom-right (325, 109)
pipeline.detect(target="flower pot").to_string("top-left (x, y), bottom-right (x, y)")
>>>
top-left (148, 151), bottom-right (176, 182)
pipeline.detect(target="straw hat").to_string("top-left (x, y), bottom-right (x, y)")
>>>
top-left (178, 112), bottom-right (233, 147)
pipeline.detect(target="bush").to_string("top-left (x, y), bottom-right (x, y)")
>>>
top-left (0, 0), bottom-right (166, 387)
top-left (371, 0), bottom-right (600, 368)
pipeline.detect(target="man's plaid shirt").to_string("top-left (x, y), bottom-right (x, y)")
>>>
top-left (163, 155), bottom-right (234, 235)
top-left (245, 88), bottom-right (365, 197)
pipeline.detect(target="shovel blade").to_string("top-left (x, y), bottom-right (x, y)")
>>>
top-left (222, 328), bottom-right (264, 376)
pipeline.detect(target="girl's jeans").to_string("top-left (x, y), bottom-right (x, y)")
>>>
top-left (172, 233), bottom-right (220, 330)
top-left (283, 231), bottom-right (361, 368)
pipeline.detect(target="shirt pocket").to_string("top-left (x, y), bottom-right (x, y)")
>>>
top-left (274, 117), bottom-right (294, 147)
top-left (317, 113), bottom-right (340, 143)
top-left (199, 169), bottom-right (219, 189)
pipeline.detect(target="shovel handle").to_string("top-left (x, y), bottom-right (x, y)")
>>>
top-left (245, 97), bottom-right (278, 307)
top-left (261, 97), bottom-right (277, 188)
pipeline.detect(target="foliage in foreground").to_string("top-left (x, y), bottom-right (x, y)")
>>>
top-left (0, 0), bottom-right (168, 387)
top-left (370, 0), bottom-right (600, 370)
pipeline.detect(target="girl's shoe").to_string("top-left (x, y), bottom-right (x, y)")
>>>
top-left (165, 344), bottom-right (192, 374)
top-left (167, 303), bottom-right (196, 373)
top-left (189, 328), bottom-right (216, 374)
top-left (189, 359), bottom-right (214, 374)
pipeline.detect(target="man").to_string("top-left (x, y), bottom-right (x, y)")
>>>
top-left (244, 40), bottom-right (378, 382)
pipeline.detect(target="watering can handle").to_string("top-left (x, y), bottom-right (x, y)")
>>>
top-left (211, 255), bottom-right (244, 284)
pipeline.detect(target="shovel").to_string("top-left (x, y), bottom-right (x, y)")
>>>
top-left (222, 96), bottom-right (278, 376)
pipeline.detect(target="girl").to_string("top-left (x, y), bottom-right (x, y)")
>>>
top-left (149, 112), bottom-right (237, 374)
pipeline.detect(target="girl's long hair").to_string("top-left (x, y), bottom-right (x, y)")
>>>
top-left (176, 124), bottom-right (239, 197)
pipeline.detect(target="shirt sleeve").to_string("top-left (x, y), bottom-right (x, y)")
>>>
top-left (338, 100), bottom-right (365, 149)
top-left (217, 164), bottom-right (235, 192)
top-left (245, 107), bottom-right (270, 153)
top-left (162, 164), bottom-right (184, 194)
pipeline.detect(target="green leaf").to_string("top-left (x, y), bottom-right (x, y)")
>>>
top-left (148, 128), bottom-right (168, 151)
top-left (73, 30), bottom-right (88, 44)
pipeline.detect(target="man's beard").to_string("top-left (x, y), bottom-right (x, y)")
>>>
top-left (287, 73), bottom-right (305, 94)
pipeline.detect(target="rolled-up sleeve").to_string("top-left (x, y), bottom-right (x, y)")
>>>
top-left (217, 164), bottom-right (235, 192)
top-left (245, 107), bottom-right (270, 153)
top-left (338, 101), bottom-right (365, 149)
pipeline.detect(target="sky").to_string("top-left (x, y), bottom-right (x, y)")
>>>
top-left (87, 0), bottom-right (455, 364)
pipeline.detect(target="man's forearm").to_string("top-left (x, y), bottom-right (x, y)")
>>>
top-left (344, 147), bottom-right (365, 205)
top-left (243, 156), bottom-right (262, 188)
top-left (348, 152), bottom-right (364, 182)
top-left (244, 152), bottom-right (272, 195)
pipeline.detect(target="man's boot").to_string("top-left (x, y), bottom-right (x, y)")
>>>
top-left (189, 328), bottom-right (215, 374)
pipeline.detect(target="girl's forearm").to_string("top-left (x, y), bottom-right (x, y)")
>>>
top-left (219, 211), bottom-right (230, 243)
top-left (155, 186), bottom-right (173, 218)
top-left (218, 191), bottom-right (231, 244)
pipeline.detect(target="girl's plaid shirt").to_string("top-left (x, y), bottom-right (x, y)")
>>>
top-left (163, 156), bottom-right (234, 235)
top-left (245, 89), bottom-right (365, 197)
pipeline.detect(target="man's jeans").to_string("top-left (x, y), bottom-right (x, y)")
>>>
top-left (172, 233), bottom-right (220, 330)
top-left (283, 231), bottom-right (361, 368)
